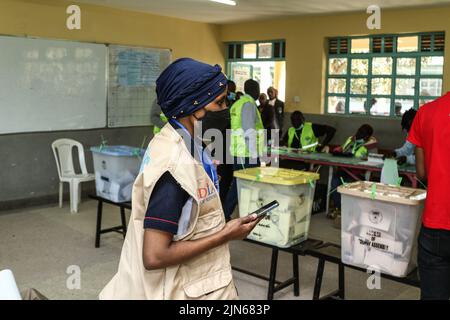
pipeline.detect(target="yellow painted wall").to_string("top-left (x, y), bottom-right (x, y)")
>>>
top-left (0, 0), bottom-right (224, 65)
top-left (221, 5), bottom-right (450, 114)
top-left (2, 1), bottom-right (450, 116)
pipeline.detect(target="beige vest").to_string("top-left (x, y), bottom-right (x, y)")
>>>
top-left (99, 123), bottom-right (237, 300)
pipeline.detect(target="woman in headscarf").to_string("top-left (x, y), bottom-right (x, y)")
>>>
top-left (99, 58), bottom-right (261, 300)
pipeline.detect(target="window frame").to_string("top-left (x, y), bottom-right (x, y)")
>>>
top-left (325, 32), bottom-right (444, 118)
top-left (225, 40), bottom-right (286, 69)
top-left (225, 39), bottom-right (286, 89)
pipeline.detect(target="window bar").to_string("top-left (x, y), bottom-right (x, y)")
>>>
top-left (414, 56), bottom-right (421, 110)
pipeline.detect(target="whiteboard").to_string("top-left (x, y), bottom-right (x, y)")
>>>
top-left (0, 36), bottom-right (107, 134)
top-left (107, 45), bottom-right (171, 127)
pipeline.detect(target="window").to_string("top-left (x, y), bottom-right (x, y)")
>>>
top-left (325, 32), bottom-right (445, 117)
top-left (226, 40), bottom-right (286, 61)
top-left (258, 43), bottom-right (272, 59)
top-left (226, 40), bottom-right (286, 101)
top-left (243, 43), bottom-right (257, 59)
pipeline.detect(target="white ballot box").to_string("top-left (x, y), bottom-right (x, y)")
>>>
top-left (236, 167), bottom-right (319, 248)
top-left (339, 181), bottom-right (427, 277)
top-left (91, 145), bottom-right (144, 202)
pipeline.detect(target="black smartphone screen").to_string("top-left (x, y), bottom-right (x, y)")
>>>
top-left (250, 200), bottom-right (279, 218)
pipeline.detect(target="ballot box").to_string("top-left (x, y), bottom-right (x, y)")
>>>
top-left (339, 181), bottom-right (427, 277)
top-left (91, 145), bottom-right (144, 202)
top-left (236, 167), bottom-right (319, 248)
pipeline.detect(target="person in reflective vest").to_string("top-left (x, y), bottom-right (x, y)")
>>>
top-left (282, 111), bottom-right (336, 152)
top-left (334, 124), bottom-right (377, 159)
top-left (329, 124), bottom-right (377, 219)
top-left (223, 79), bottom-right (265, 220)
top-left (150, 98), bottom-right (168, 134)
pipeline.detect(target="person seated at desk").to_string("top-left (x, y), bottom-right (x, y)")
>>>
top-left (332, 124), bottom-right (377, 158)
top-left (385, 108), bottom-right (417, 166)
top-left (329, 124), bottom-right (376, 219)
top-left (281, 111), bottom-right (336, 152)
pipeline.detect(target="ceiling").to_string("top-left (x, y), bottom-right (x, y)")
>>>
top-left (75, 0), bottom-right (450, 24)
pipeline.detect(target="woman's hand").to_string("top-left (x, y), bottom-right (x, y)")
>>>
top-left (221, 214), bottom-right (262, 241)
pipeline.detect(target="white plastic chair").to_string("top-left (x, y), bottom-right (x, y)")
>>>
top-left (51, 139), bottom-right (95, 213)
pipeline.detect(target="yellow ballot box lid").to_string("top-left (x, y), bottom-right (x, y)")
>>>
top-left (234, 167), bottom-right (319, 186)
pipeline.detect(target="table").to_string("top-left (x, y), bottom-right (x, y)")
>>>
top-left (233, 238), bottom-right (323, 300)
top-left (271, 147), bottom-right (417, 214)
top-left (88, 194), bottom-right (420, 299)
top-left (88, 194), bottom-right (130, 248)
top-left (235, 238), bottom-right (420, 300)
top-left (303, 241), bottom-right (420, 299)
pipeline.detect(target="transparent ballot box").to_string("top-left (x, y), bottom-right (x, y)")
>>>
top-left (235, 167), bottom-right (319, 248)
top-left (338, 181), bottom-right (427, 277)
top-left (91, 145), bottom-right (144, 202)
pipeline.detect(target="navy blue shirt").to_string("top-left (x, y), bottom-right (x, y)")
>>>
top-left (143, 121), bottom-right (205, 234)
top-left (144, 171), bottom-right (190, 234)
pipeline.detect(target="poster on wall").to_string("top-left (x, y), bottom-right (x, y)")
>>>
top-left (231, 64), bottom-right (253, 92)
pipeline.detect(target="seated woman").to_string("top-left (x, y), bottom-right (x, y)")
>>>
top-left (332, 124), bottom-right (377, 158)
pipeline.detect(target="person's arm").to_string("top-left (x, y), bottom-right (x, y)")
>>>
top-left (150, 99), bottom-right (165, 128)
top-left (406, 109), bottom-right (424, 180)
top-left (415, 147), bottom-right (426, 181)
top-left (312, 124), bottom-right (336, 149)
top-left (143, 215), bottom-right (260, 270)
top-left (395, 141), bottom-right (414, 157)
top-left (395, 141), bottom-right (416, 165)
top-left (280, 130), bottom-right (288, 147)
top-left (276, 100), bottom-right (284, 131)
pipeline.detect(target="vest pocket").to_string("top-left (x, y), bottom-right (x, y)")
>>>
top-left (191, 209), bottom-right (224, 240)
top-left (183, 269), bottom-right (233, 299)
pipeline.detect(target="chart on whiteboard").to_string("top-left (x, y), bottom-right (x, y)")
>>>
top-left (108, 45), bottom-right (171, 127)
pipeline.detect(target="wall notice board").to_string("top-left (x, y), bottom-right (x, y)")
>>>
top-left (0, 36), bottom-right (171, 134)
top-left (107, 45), bottom-right (171, 128)
top-left (0, 36), bottom-right (107, 134)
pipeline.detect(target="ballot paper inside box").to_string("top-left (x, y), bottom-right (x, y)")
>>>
top-left (339, 181), bottom-right (426, 277)
top-left (235, 167), bottom-right (319, 248)
top-left (91, 145), bottom-right (144, 202)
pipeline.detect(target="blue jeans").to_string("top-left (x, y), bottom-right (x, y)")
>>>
top-left (418, 225), bottom-right (450, 300)
top-left (223, 157), bottom-right (259, 220)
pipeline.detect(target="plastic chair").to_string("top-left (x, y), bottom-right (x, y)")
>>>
top-left (51, 139), bottom-right (95, 213)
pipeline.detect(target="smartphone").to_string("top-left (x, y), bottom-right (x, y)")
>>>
top-left (250, 200), bottom-right (279, 218)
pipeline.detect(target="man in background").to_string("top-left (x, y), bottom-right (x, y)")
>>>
top-left (224, 79), bottom-right (264, 220)
top-left (267, 87), bottom-right (285, 134)
top-left (226, 80), bottom-right (237, 107)
top-left (386, 108), bottom-right (417, 165)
